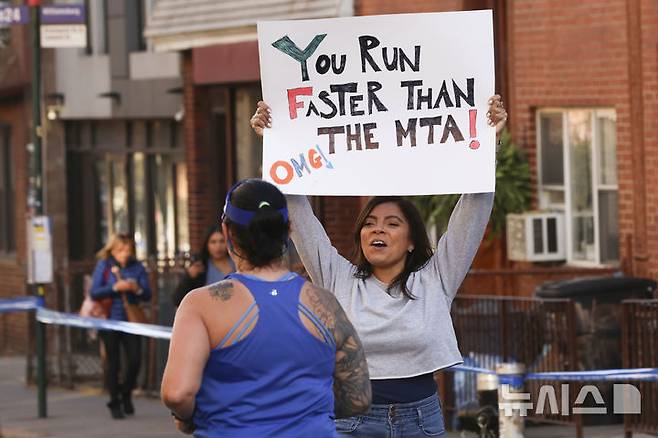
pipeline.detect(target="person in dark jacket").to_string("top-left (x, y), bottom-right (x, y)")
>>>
top-left (90, 233), bottom-right (151, 419)
top-left (172, 225), bottom-right (234, 307)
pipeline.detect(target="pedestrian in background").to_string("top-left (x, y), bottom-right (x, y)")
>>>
top-left (90, 233), bottom-right (152, 419)
top-left (172, 225), bottom-right (234, 307)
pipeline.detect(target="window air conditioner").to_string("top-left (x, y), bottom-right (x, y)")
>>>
top-left (506, 212), bottom-right (566, 262)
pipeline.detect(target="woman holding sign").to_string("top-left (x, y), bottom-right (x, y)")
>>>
top-left (251, 96), bottom-right (506, 437)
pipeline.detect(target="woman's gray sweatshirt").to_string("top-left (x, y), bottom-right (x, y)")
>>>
top-left (287, 193), bottom-right (494, 379)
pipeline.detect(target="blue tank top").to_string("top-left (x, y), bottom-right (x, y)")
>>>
top-left (193, 273), bottom-right (339, 438)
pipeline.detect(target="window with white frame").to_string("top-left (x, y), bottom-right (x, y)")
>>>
top-left (537, 109), bottom-right (619, 265)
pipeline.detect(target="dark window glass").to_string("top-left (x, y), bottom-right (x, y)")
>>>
top-left (599, 191), bottom-right (619, 263)
top-left (127, 0), bottom-right (146, 52)
top-left (540, 114), bottom-right (564, 186)
top-left (0, 125), bottom-right (15, 253)
top-left (547, 217), bottom-right (557, 253)
top-left (533, 218), bottom-right (543, 254)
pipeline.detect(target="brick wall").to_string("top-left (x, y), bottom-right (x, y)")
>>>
top-left (356, 0), bottom-right (478, 15)
top-left (0, 26), bottom-right (31, 353)
top-left (0, 26), bottom-right (57, 354)
top-left (638, 0), bottom-right (658, 281)
top-left (507, 0), bottom-right (658, 282)
top-left (0, 98), bottom-right (30, 353)
top-left (182, 51), bottom-right (215, 253)
top-left (353, 0), bottom-right (658, 289)
top-left (319, 196), bottom-right (363, 259)
top-left (42, 50), bottom-right (68, 274)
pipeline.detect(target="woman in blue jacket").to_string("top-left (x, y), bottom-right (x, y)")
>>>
top-left (90, 233), bottom-right (151, 419)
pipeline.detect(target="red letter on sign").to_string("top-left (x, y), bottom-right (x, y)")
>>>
top-left (270, 160), bottom-right (294, 185)
top-left (287, 87), bottom-right (313, 120)
top-left (308, 148), bottom-right (323, 169)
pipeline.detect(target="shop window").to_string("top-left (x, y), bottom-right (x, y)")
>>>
top-left (67, 120), bottom-right (188, 262)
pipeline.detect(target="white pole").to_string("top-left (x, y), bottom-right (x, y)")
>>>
top-left (496, 363), bottom-right (526, 438)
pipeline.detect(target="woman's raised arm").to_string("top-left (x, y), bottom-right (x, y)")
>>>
top-left (428, 95), bottom-right (507, 305)
top-left (251, 102), bottom-right (354, 292)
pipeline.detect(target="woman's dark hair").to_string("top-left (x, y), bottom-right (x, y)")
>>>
top-left (223, 179), bottom-right (289, 267)
top-left (353, 197), bottom-right (433, 299)
top-left (199, 224), bottom-right (223, 267)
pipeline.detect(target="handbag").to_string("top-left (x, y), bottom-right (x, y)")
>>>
top-left (121, 293), bottom-right (149, 324)
top-left (79, 273), bottom-right (112, 319)
top-left (79, 272), bottom-right (111, 342)
top-left (112, 266), bottom-right (149, 324)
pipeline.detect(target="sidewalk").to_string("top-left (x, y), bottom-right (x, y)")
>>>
top-left (0, 356), bottom-right (653, 438)
top-left (0, 357), bottom-right (178, 438)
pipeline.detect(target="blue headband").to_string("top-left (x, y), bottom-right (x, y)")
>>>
top-left (222, 180), bottom-right (289, 226)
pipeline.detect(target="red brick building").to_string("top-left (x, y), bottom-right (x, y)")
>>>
top-left (146, 0), bottom-right (658, 295)
top-left (464, 0), bottom-right (657, 294)
top-left (506, 0), bottom-right (657, 280)
top-left (0, 0), bottom-right (186, 355)
top-left (146, 0), bottom-right (365, 258)
top-left (2, 0), bottom-right (657, 354)
top-left (0, 22), bottom-right (33, 353)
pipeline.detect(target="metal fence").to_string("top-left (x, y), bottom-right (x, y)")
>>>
top-left (622, 299), bottom-right (658, 437)
top-left (446, 295), bottom-right (584, 435)
top-left (37, 258), bottom-right (183, 393)
top-left (24, 267), bottom-right (657, 437)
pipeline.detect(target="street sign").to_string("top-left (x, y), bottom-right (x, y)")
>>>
top-left (40, 4), bottom-right (86, 48)
top-left (41, 24), bottom-right (87, 49)
top-left (40, 23), bottom-right (86, 48)
top-left (27, 216), bottom-right (53, 284)
top-left (0, 5), bottom-right (28, 25)
top-left (40, 4), bottom-right (85, 24)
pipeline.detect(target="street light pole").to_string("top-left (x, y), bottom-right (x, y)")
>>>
top-left (28, 0), bottom-right (47, 419)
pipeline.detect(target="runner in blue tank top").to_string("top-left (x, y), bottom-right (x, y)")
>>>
top-left (162, 179), bottom-right (371, 437)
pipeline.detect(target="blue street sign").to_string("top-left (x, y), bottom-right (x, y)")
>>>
top-left (0, 5), bottom-right (28, 25)
top-left (41, 5), bottom-right (85, 24)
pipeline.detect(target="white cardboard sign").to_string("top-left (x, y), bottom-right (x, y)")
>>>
top-left (258, 11), bottom-right (495, 196)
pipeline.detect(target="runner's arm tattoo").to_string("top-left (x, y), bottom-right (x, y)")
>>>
top-left (304, 283), bottom-right (372, 418)
top-left (207, 280), bottom-right (234, 301)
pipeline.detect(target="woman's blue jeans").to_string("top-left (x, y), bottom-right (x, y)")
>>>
top-left (335, 393), bottom-right (445, 437)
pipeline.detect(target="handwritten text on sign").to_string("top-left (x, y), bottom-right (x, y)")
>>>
top-left (258, 11), bottom-right (495, 196)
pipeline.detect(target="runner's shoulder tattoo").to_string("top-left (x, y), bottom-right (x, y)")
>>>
top-left (208, 280), bottom-right (234, 301)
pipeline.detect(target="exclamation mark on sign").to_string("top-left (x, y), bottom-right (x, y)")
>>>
top-left (469, 109), bottom-right (480, 150)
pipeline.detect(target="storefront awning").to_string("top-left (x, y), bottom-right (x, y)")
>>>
top-left (145, 0), bottom-right (353, 52)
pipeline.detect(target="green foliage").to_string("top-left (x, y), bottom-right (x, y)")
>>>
top-left (410, 129), bottom-right (532, 237)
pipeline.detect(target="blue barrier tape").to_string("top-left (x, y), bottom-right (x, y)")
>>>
top-left (449, 364), bottom-right (525, 387)
top-left (526, 370), bottom-right (658, 382)
top-left (36, 308), bottom-right (172, 340)
top-left (2, 296), bottom-right (657, 380)
top-left (0, 297), bottom-right (172, 340)
top-left (447, 364), bottom-right (658, 382)
top-left (0, 296), bottom-right (40, 313)
top-left (450, 364), bottom-right (496, 375)
top-left (499, 375), bottom-right (525, 387)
